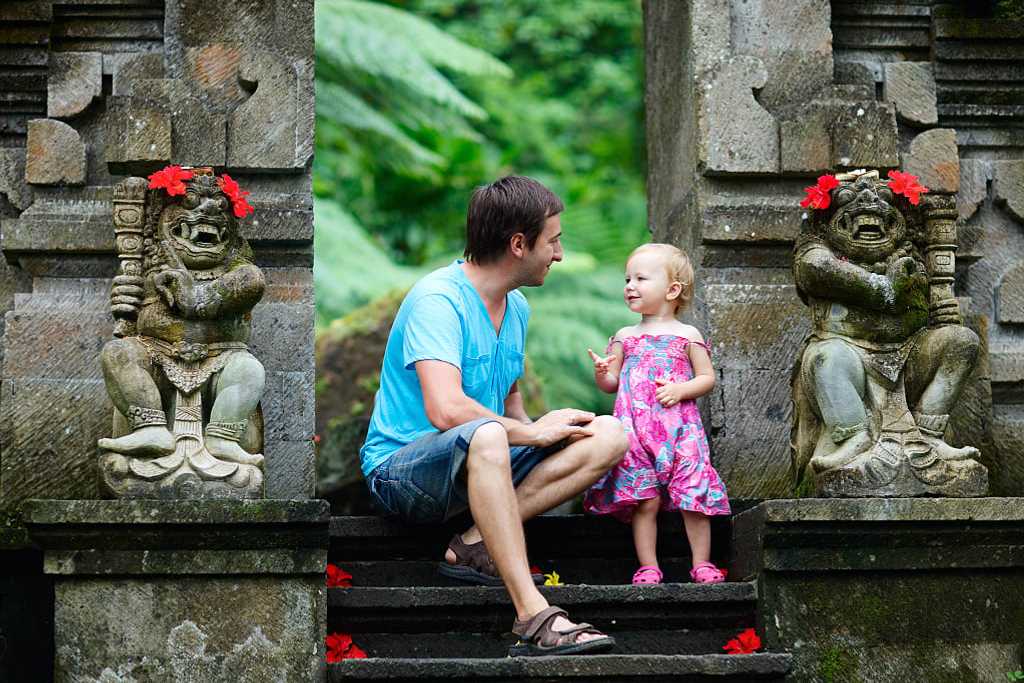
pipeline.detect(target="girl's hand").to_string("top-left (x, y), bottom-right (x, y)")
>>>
top-left (587, 348), bottom-right (615, 375)
top-left (654, 376), bottom-right (687, 407)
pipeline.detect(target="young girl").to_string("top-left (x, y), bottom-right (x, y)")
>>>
top-left (584, 243), bottom-right (730, 585)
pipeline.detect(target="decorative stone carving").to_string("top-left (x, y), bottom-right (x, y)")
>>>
top-left (98, 167), bottom-right (266, 499)
top-left (791, 169), bottom-right (988, 497)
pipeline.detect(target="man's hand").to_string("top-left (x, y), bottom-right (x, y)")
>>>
top-left (529, 408), bottom-right (595, 447)
top-left (588, 348), bottom-right (616, 376)
top-left (654, 376), bottom-right (687, 407)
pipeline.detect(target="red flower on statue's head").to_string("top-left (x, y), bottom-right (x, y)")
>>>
top-left (800, 174), bottom-right (840, 210)
top-left (217, 173), bottom-right (254, 218)
top-left (723, 628), bottom-right (762, 655)
top-left (886, 170), bottom-right (929, 206)
top-left (147, 165), bottom-right (193, 196)
top-left (326, 632), bottom-right (367, 662)
top-left (326, 563), bottom-right (352, 588)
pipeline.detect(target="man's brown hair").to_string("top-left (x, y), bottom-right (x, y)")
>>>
top-left (464, 176), bottom-right (564, 264)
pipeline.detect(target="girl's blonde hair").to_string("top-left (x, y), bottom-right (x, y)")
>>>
top-left (628, 243), bottom-right (694, 312)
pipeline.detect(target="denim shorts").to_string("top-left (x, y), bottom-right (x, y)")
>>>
top-left (366, 418), bottom-right (560, 524)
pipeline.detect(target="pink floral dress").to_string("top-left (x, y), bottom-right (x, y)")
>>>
top-left (584, 334), bottom-right (730, 523)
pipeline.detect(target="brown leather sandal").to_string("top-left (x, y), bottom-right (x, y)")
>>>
top-left (437, 534), bottom-right (544, 586)
top-left (508, 605), bottom-right (616, 657)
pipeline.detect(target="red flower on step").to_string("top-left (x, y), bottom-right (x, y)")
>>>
top-left (886, 170), bottom-right (929, 205)
top-left (217, 173), bottom-right (254, 218)
top-left (326, 632), bottom-right (367, 662)
top-left (147, 165), bottom-right (193, 196)
top-left (326, 563), bottom-right (352, 588)
top-left (529, 565), bottom-right (542, 575)
top-left (800, 174), bottom-right (840, 210)
top-left (723, 628), bottom-right (762, 655)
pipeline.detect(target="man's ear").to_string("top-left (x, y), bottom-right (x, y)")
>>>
top-left (509, 232), bottom-right (527, 258)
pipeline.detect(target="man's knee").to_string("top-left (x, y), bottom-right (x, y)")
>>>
top-left (590, 415), bottom-right (628, 467)
top-left (466, 421), bottom-right (510, 470)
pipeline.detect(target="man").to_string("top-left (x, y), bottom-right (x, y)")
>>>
top-left (360, 176), bottom-right (628, 656)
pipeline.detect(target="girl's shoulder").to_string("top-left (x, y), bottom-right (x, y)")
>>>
top-left (608, 325), bottom-right (638, 345)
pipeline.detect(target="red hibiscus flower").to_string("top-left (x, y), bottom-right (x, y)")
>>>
top-left (326, 563), bottom-right (352, 588)
top-left (723, 628), bottom-right (762, 655)
top-left (326, 632), bottom-right (367, 662)
top-left (147, 165), bottom-right (193, 196)
top-left (800, 174), bottom-right (839, 210)
top-left (217, 173), bottom-right (255, 218)
top-left (886, 170), bottom-right (929, 205)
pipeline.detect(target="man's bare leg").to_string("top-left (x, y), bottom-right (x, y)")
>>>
top-left (458, 414), bottom-right (627, 545)
top-left (463, 421), bottom-right (616, 642)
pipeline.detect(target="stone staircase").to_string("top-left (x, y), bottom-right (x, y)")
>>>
top-left (326, 511), bottom-right (792, 681)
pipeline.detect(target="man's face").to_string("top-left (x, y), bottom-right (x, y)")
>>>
top-left (519, 214), bottom-right (563, 286)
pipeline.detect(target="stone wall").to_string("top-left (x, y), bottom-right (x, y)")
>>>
top-left (644, 0), bottom-right (1024, 497)
top-left (0, 0), bottom-right (316, 530)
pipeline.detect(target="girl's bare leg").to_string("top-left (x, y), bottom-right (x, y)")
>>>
top-left (632, 497), bottom-right (662, 567)
top-left (682, 510), bottom-right (711, 566)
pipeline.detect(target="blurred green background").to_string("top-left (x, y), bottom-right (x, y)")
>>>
top-left (314, 0), bottom-right (647, 440)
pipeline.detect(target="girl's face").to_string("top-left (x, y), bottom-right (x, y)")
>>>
top-left (624, 251), bottom-right (679, 315)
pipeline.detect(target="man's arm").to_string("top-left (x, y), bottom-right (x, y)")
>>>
top-left (503, 381), bottom-right (532, 423)
top-left (416, 360), bottom-right (591, 447)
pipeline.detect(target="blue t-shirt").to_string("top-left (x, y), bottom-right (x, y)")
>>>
top-left (359, 260), bottom-right (529, 476)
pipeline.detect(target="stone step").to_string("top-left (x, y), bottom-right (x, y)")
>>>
top-left (327, 653), bottom-right (792, 682)
top-left (330, 513), bottom-right (736, 564)
top-left (329, 582), bottom-right (757, 636)
top-left (340, 628), bottom-right (749, 660)
top-left (335, 557), bottom-right (700, 587)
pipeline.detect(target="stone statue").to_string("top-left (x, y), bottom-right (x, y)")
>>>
top-left (791, 169), bottom-right (988, 497)
top-left (98, 166), bottom-right (266, 498)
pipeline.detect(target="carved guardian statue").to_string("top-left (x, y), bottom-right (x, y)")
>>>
top-left (98, 166), bottom-right (266, 498)
top-left (791, 169), bottom-right (988, 497)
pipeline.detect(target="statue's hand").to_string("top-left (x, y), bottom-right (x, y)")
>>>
top-left (153, 269), bottom-right (194, 312)
top-left (886, 256), bottom-right (925, 287)
top-left (110, 274), bottom-right (145, 317)
top-left (886, 256), bottom-right (928, 310)
top-left (930, 298), bottom-right (963, 326)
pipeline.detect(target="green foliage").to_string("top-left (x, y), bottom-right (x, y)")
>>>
top-left (314, 0), bottom-right (649, 413)
top-left (313, 198), bottom-right (422, 327)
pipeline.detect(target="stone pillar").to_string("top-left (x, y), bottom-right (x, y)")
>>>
top-left (24, 499), bottom-right (329, 682)
top-left (731, 498), bottom-right (1024, 681)
top-left (643, 0), bottom-right (1007, 498)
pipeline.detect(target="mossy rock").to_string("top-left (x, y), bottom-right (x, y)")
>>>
top-left (315, 290), bottom-right (547, 513)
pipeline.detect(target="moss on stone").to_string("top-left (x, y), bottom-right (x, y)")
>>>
top-left (817, 645), bottom-right (861, 683)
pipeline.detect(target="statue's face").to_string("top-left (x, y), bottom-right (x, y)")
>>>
top-left (157, 175), bottom-right (234, 270)
top-left (826, 175), bottom-right (906, 264)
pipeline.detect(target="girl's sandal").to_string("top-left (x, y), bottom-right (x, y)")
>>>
top-left (631, 565), bottom-right (663, 585)
top-left (509, 605), bottom-right (616, 657)
top-left (689, 561), bottom-right (725, 584)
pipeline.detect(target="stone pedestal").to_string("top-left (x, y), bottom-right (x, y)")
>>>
top-left (731, 498), bottom-right (1024, 681)
top-left (24, 499), bottom-right (329, 683)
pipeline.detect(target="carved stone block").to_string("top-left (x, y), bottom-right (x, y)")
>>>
top-left (883, 62), bottom-right (938, 126)
top-left (993, 160), bottom-right (1024, 223)
top-left (104, 98), bottom-right (172, 173)
top-left (25, 119), bottom-right (87, 185)
top-left (831, 102), bottom-right (899, 169)
top-left (227, 50), bottom-right (301, 170)
top-left (998, 263), bottom-right (1024, 325)
top-left (47, 52), bottom-right (102, 119)
top-left (903, 128), bottom-right (960, 193)
top-left (699, 56), bottom-right (779, 175)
